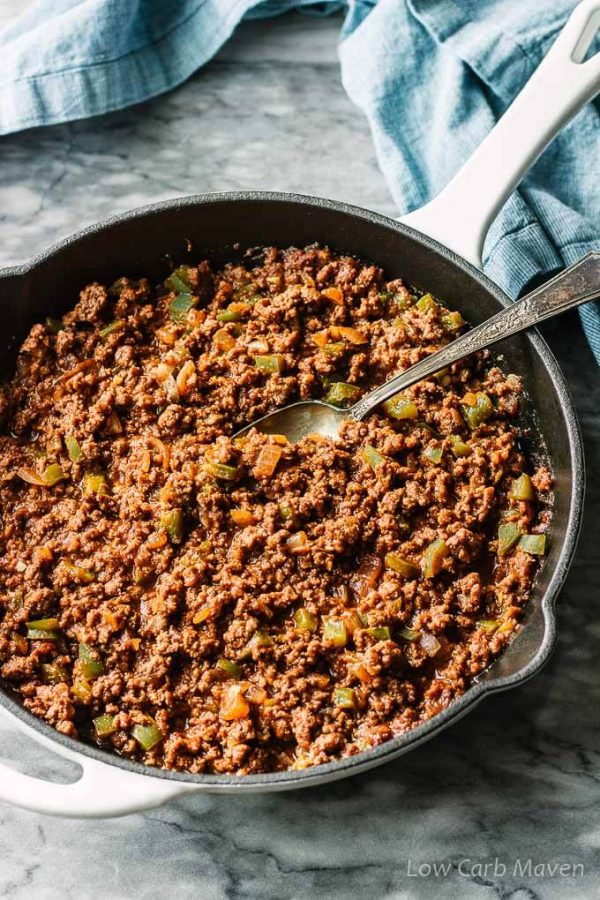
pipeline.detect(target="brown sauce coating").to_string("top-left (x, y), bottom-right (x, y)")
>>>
top-left (0, 245), bottom-right (552, 774)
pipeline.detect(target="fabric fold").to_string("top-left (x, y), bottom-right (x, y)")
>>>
top-left (0, 0), bottom-right (598, 360)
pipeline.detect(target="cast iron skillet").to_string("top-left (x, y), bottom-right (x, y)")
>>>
top-left (0, 0), bottom-right (597, 817)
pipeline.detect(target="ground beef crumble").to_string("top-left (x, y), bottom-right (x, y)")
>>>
top-left (0, 245), bottom-right (552, 774)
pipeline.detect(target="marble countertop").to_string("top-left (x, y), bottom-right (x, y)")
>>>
top-left (1, 9), bottom-right (599, 900)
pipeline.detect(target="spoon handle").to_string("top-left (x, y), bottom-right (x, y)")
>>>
top-left (349, 251), bottom-right (600, 423)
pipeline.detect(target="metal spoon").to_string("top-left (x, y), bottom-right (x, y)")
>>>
top-left (235, 252), bottom-right (599, 443)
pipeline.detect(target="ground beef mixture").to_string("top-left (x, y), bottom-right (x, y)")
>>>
top-left (0, 245), bottom-right (553, 775)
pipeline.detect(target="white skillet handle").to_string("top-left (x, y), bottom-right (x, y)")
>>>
top-left (400, 0), bottom-right (600, 267)
top-left (0, 761), bottom-right (189, 819)
top-left (0, 715), bottom-right (198, 818)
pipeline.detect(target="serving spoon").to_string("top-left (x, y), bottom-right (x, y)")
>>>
top-left (234, 251), bottom-right (599, 443)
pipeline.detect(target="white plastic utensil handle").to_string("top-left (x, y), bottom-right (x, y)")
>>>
top-left (400, 0), bottom-right (600, 267)
top-left (0, 709), bottom-right (196, 818)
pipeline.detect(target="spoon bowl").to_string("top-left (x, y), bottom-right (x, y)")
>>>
top-left (235, 400), bottom-right (349, 442)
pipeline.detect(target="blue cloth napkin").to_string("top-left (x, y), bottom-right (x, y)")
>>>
top-left (1, 0), bottom-right (599, 361)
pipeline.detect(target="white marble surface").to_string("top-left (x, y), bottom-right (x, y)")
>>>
top-left (1, 7), bottom-right (600, 900)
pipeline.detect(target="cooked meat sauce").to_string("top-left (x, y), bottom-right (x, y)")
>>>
top-left (0, 245), bottom-right (552, 775)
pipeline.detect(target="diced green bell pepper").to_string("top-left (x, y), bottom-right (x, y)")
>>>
top-left (461, 392), bottom-right (494, 429)
top-left (518, 533), bottom-right (546, 555)
top-left (421, 538), bottom-right (448, 577)
top-left (132, 722), bottom-right (163, 751)
top-left (498, 522), bottom-right (522, 556)
top-left (510, 473), bottom-right (534, 501)
top-left (382, 394), bottom-right (418, 420)
top-left (384, 553), bottom-right (419, 579)
top-left (361, 445), bottom-right (386, 469)
top-left (324, 382), bottom-right (360, 407)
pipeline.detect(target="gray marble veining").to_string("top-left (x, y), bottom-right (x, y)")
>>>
top-left (0, 8), bottom-right (599, 900)
top-left (0, 16), bottom-right (394, 269)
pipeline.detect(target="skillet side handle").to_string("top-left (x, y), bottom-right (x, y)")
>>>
top-left (0, 709), bottom-right (200, 818)
top-left (0, 753), bottom-right (200, 818)
top-left (399, 0), bottom-right (600, 268)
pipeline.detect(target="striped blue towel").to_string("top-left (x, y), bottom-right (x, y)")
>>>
top-left (1, 0), bottom-right (599, 360)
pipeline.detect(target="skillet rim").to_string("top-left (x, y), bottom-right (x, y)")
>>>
top-left (0, 191), bottom-right (586, 789)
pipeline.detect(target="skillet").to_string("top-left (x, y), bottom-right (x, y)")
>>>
top-left (0, 0), bottom-right (597, 817)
